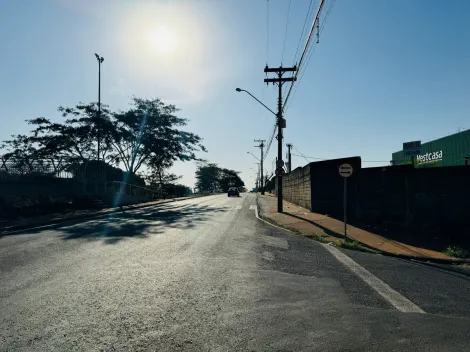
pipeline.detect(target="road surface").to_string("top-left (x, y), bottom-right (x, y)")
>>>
top-left (1, 194), bottom-right (470, 351)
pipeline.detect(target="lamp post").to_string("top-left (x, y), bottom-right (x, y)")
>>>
top-left (250, 167), bottom-right (260, 189)
top-left (248, 151), bottom-right (264, 195)
top-left (247, 151), bottom-right (260, 162)
top-left (235, 88), bottom-right (277, 117)
top-left (236, 87), bottom-right (275, 195)
top-left (95, 53), bottom-right (104, 162)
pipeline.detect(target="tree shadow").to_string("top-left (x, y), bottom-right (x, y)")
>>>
top-left (56, 203), bottom-right (228, 244)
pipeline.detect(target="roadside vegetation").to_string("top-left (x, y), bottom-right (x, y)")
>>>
top-left (195, 163), bottom-right (244, 193)
top-left (443, 246), bottom-right (470, 259)
top-left (0, 97), bottom-right (206, 220)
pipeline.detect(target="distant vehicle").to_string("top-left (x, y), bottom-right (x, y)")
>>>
top-left (227, 187), bottom-right (240, 197)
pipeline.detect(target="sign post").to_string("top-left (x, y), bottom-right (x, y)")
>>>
top-left (339, 163), bottom-right (353, 239)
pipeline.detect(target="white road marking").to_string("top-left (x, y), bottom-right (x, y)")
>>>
top-left (322, 244), bottom-right (425, 314)
top-left (236, 205), bottom-right (242, 210)
top-left (249, 205), bottom-right (256, 210)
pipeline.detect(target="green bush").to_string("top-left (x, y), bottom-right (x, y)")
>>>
top-left (443, 246), bottom-right (470, 259)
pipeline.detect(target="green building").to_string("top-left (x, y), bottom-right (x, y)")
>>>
top-left (392, 129), bottom-right (470, 167)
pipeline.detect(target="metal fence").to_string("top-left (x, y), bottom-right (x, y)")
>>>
top-left (111, 181), bottom-right (163, 198)
top-left (0, 161), bottom-right (74, 179)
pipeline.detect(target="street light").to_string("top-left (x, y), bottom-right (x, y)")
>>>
top-left (247, 151), bottom-right (260, 162)
top-left (235, 88), bottom-right (277, 116)
top-left (250, 167), bottom-right (260, 189)
top-left (95, 53), bottom-right (104, 162)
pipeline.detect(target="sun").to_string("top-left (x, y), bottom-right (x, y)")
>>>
top-left (148, 27), bottom-right (179, 55)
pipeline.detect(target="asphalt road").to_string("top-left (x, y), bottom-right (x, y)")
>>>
top-left (1, 193), bottom-right (470, 351)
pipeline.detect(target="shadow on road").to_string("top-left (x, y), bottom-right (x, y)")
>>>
top-left (53, 203), bottom-right (227, 244)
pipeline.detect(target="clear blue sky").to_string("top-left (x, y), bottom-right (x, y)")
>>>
top-left (1, 0), bottom-right (470, 188)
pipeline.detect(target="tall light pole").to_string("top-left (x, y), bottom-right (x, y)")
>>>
top-left (235, 88), bottom-right (277, 117)
top-left (95, 53), bottom-right (104, 162)
top-left (247, 152), bottom-right (260, 162)
top-left (254, 139), bottom-right (265, 195)
top-left (250, 167), bottom-right (259, 189)
top-left (247, 151), bottom-right (263, 193)
top-left (236, 87), bottom-right (275, 194)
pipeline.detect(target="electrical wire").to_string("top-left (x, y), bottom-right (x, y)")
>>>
top-left (263, 124), bottom-right (277, 161)
top-left (283, 0), bottom-right (325, 110)
top-left (292, 146), bottom-right (311, 164)
top-left (284, 0), bottom-right (337, 112)
top-left (293, 0), bottom-right (316, 65)
top-left (281, 0), bottom-right (292, 64)
top-left (292, 153), bottom-right (393, 164)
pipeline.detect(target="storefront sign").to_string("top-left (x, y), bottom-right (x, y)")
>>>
top-left (416, 150), bottom-right (443, 164)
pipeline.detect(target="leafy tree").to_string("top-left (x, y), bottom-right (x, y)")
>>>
top-left (1, 98), bottom-right (206, 183)
top-left (195, 163), bottom-right (245, 193)
top-left (110, 97), bottom-right (206, 174)
top-left (195, 163), bottom-right (220, 193)
top-left (2, 103), bottom-right (114, 174)
top-left (218, 168), bottom-right (244, 192)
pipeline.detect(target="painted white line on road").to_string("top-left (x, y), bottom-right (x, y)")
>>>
top-left (249, 205), bottom-right (256, 210)
top-left (236, 205), bottom-right (242, 210)
top-left (322, 244), bottom-right (425, 314)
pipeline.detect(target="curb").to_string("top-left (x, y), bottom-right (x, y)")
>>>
top-left (255, 195), bottom-right (470, 266)
top-left (0, 195), bottom-right (207, 236)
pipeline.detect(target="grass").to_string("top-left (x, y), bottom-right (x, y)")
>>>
top-left (304, 233), bottom-right (328, 243)
top-left (338, 240), bottom-right (370, 252)
top-left (443, 246), bottom-right (470, 259)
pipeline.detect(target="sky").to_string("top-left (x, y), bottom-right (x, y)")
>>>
top-left (1, 0), bottom-right (470, 189)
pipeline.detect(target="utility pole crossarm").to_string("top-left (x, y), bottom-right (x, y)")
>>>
top-left (264, 77), bottom-right (297, 83)
top-left (264, 66), bottom-right (297, 73)
top-left (264, 65), bottom-right (297, 212)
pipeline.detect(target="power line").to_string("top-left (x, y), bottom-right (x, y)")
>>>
top-left (281, 0), bottom-right (292, 64)
top-left (284, 0), bottom-right (337, 112)
top-left (263, 124), bottom-right (277, 160)
top-left (291, 153), bottom-right (325, 160)
top-left (293, 0), bottom-right (315, 65)
top-left (292, 153), bottom-right (392, 163)
top-left (283, 0), bottom-right (325, 109)
top-left (292, 146), bottom-right (311, 164)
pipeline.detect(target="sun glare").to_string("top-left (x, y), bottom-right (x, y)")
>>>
top-left (149, 27), bottom-right (179, 55)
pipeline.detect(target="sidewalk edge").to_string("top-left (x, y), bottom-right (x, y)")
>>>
top-left (255, 195), bottom-right (470, 266)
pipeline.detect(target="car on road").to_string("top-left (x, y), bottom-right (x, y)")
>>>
top-left (227, 187), bottom-right (240, 197)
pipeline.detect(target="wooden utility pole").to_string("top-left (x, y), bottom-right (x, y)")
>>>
top-left (264, 65), bottom-right (297, 213)
top-left (286, 143), bottom-right (292, 173)
top-left (254, 139), bottom-right (265, 195)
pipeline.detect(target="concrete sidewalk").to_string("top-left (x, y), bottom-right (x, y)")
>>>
top-left (0, 196), bottom-right (198, 234)
top-left (257, 193), bottom-right (457, 261)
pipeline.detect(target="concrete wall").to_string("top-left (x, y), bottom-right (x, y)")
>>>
top-left (309, 157), bottom-right (361, 218)
top-left (283, 164), bottom-right (311, 210)
top-left (283, 157), bottom-right (361, 216)
top-left (357, 165), bottom-right (470, 231)
top-left (282, 156), bottom-right (470, 235)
